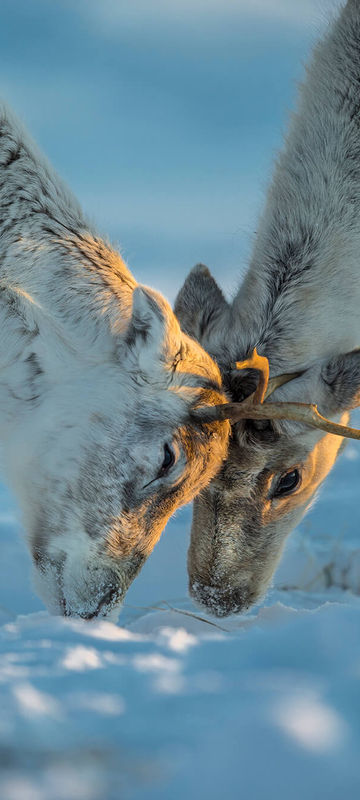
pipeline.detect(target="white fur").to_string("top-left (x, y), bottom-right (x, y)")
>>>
top-left (175, 0), bottom-right (360, 616)
top-left (0, 102), bottom-right (229, 619)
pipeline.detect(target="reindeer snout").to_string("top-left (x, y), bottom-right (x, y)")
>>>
top-left (189, 579), bottom-right (251, 617)
top-left (62, 584), bottom-right (125, 620)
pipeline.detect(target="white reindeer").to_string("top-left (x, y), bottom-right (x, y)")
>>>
top-left (175, 0), bottom-right (360, 616)
top-left (0, 102), bottom-right (232, 620)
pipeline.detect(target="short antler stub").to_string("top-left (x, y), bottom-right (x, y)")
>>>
top-left (233, 348), bottom-right (269, 404)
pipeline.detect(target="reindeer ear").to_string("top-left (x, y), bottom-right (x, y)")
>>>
top-left (129, 286), bottom-right (164, 343)
top-left (174, 263), bottom-right (229, 343)
top-left (125, 286), bottom-right (181, 372)
top-left (320, 350), bottom-right (360, 413)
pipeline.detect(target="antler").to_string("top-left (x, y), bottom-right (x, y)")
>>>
top-left (264, 371), bottom-right (303, 399)
top-left (232, 348), bottom-right (269, 404)
top-left (212, 347), bottom-right (360, 440)
top-left (231, 348), bottom-right (301, 404)
top-left (195, 400), bottom-right (360, 440)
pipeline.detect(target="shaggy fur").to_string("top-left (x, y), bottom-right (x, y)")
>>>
top-left (175, 0), bottom-right (360, 616)
top-left (0, 103), bottom-right (230, 620)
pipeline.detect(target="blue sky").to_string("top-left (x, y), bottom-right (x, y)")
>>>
top-left (0, 0), bottom-right (341, 301)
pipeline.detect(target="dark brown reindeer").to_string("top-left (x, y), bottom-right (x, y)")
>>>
top-left (175, 0), bottom-right (360, 616)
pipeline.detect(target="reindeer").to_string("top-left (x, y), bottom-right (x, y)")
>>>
top-left (0, 102), bottom-right (233, 620)
top-left (175, 0), bottom-right (360, 617)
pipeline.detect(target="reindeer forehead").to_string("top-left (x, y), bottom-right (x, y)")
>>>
top-left (231, 424), bottom-right (310, 471)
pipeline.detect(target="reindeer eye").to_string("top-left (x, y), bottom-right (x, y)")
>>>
top-left (273, 468), bottom-right (301, 498)
top-left (158, 443), bottom-right (175, 476)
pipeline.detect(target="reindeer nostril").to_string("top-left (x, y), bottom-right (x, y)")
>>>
top-left (79, 586), bottom-right (123, 620)
top-left (189, 580), bottom-right (250, 617)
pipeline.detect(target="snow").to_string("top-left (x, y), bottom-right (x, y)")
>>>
top-left (0, 430), bottom-right (360, 800)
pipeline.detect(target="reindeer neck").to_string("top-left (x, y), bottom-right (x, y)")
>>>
top-left (229, 0), bottom-right (360, 376)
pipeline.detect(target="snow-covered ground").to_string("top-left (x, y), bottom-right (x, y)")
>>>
top-left (0, 427), bottom-right (359, 800)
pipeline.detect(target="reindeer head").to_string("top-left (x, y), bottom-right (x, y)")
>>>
top-left (0, 101), bottom-right (231, 620)
top-left (175, 265), bottom-right (360, 617)
top-left (4, 277), bottom-right (230, 621)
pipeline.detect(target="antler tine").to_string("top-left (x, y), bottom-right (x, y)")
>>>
top-left (231, 348), bottom-right (301, 404)
top-left (195, 400), bottom-right (360, 440)
top-left (232, 348), bottom-right (269, 404)
top-left (264, 371), bottom-right (302, 399)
